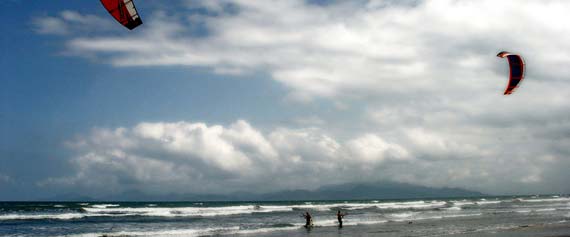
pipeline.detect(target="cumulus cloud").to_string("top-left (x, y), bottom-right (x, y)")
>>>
top-left (346, 134), bottom-right (410, 163)
top-left (44, 119), bottom-right (570, 195)
top-left (45, 120), bottom-right (418, 195)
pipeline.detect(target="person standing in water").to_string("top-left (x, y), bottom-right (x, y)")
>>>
top-left (302, 211), bottom-right (313, 227)
top-left (337, 210), bottom-right (346, 228)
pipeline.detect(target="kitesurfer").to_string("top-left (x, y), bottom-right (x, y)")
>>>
top-left (337, 210), bottom-right (346, 228)
top-left (302, 211), bottom-right (313, 227)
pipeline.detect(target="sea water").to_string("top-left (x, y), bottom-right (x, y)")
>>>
top-left (0, 195), bottom-right (569, 236)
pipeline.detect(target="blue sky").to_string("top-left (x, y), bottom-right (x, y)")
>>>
top-left (1, 0), bottom-right (570, 200)
top-left (0, 0), bottom-right (348, 199)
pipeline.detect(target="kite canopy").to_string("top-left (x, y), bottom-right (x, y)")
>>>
top-left (100, 0), bottom-right (142, 30)
top-left (497, 51), bottom-right (525, 95)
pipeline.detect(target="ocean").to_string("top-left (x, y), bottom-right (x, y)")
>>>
top-left (0, 195), bottom-right (569, 237)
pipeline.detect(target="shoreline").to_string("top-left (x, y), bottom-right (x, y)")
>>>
top-left (223, 219), bottom-right (570, 237)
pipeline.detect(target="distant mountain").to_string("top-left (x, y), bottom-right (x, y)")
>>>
top-left (41, 182), bottom-right (485, 201)
top-left (37, 193), bottom-right (97, 202)
top-left (258, 182), bottom-right (485, 201)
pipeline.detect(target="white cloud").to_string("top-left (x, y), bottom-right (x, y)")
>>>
top-left (43, 118), bottom-right (570, 195)
top-left (404, 128), bottom-right (482, 159)
top-left (294, 116), bottom-right (326, 126)
top-left (32, 10), bottom-right (116, 36)
top-left (47, 120), bottom-right (417, 194)
top-left (346, 134), bottom-right (410, 163)
top-left (33, 17), bottom-right (69, 35)
top-left (133, 121), bottom-right (254, 173)
top-left (42, 0), bottom-right (570, 102)
top-left (34, 0), bottom-right (570, 195)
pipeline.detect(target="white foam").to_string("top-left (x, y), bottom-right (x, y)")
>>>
top-left (452, 200), bottom-right (476, 206)
top-left (0, 200), bottom-right (486, 222)
top-left (475, 200), bottom-right (501, 205)
top-left (351, 219), bottom-right (389, 225)
top-left (385, 211), bottom-right (481, 222)
top-left (69, 227), bottom-right (241, 237)
top-left (80, 201), bottom-right (450, 218)
top-left (68, 226), bottom-right (304, 237)
top-left (520, 197), bottom-right (570, 203)
top-left (515, 209), bottom-right (532, 213)
top-left (91, 204), bottom-right (120, 208)
top-left (414, 213), bottom-right (483, 221)
top-left (445, 206), bottom-right (462, 211)
top-left (311, 219), bottom-right (340, 227)
top-left (0, 213), bottom-right (87, 220)
top-left (535, 208), bottom-right (557, 212)
top-left (288, 200), bottom-right (446, 211)
top-left (303, 211), bottom-right (479, 228)
top-left (232, 226), bottom-right (299, 235)
top-left (311, 217), bottom-right (387, 227)
top-left (439, 213), bottom-right (483, 218)
top-left (389, 212), bottom-right (415, 219)
top-left (258, 203), bottom-right (368, 212)
top-left (375, 200), bottom-right (447, 209)
top-left (83, 205), bottom-right (293, 217)
top-left (0, 211), bottom-right (137, 221)
top-left (514, 207), bottom-right (557, 214)
top-left (453, 199), bottom-right (501, 206)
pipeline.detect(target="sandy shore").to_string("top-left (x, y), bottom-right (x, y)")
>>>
top-left (229, 220), bottom-right (570, 237)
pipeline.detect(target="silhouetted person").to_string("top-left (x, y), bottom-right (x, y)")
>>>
top-left (337, 210), bottom-right (346, 228)
top-left (302, 211), bottom-right (313, 227)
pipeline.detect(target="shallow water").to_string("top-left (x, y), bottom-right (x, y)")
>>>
top-left (0, 195), bottom-right (569, 236)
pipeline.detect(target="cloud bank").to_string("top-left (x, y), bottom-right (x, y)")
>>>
top-left (45, 120), bottom-right (409, 195)
top-left (43, 119), bottom-right (570, 195)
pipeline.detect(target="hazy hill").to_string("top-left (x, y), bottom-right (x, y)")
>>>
top-left (42, 182), bottom-right (485, 201)
top-left (257, 182), bottom-right (485, 201)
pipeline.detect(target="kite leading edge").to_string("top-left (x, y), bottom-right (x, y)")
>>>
top-left (497, 51), bottom-right (525, 95)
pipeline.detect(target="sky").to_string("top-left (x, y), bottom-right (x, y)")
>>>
top-left (1, 0), bottom-right (569, 200)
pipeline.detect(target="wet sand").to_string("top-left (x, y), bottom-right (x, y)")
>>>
top-left (230, 220), bottom-right (570, 237)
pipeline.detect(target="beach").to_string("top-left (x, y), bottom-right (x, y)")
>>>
top-left (0, 195), bottom-right (569, 236)
top-left (233, 214), bottom-right (570, 237)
